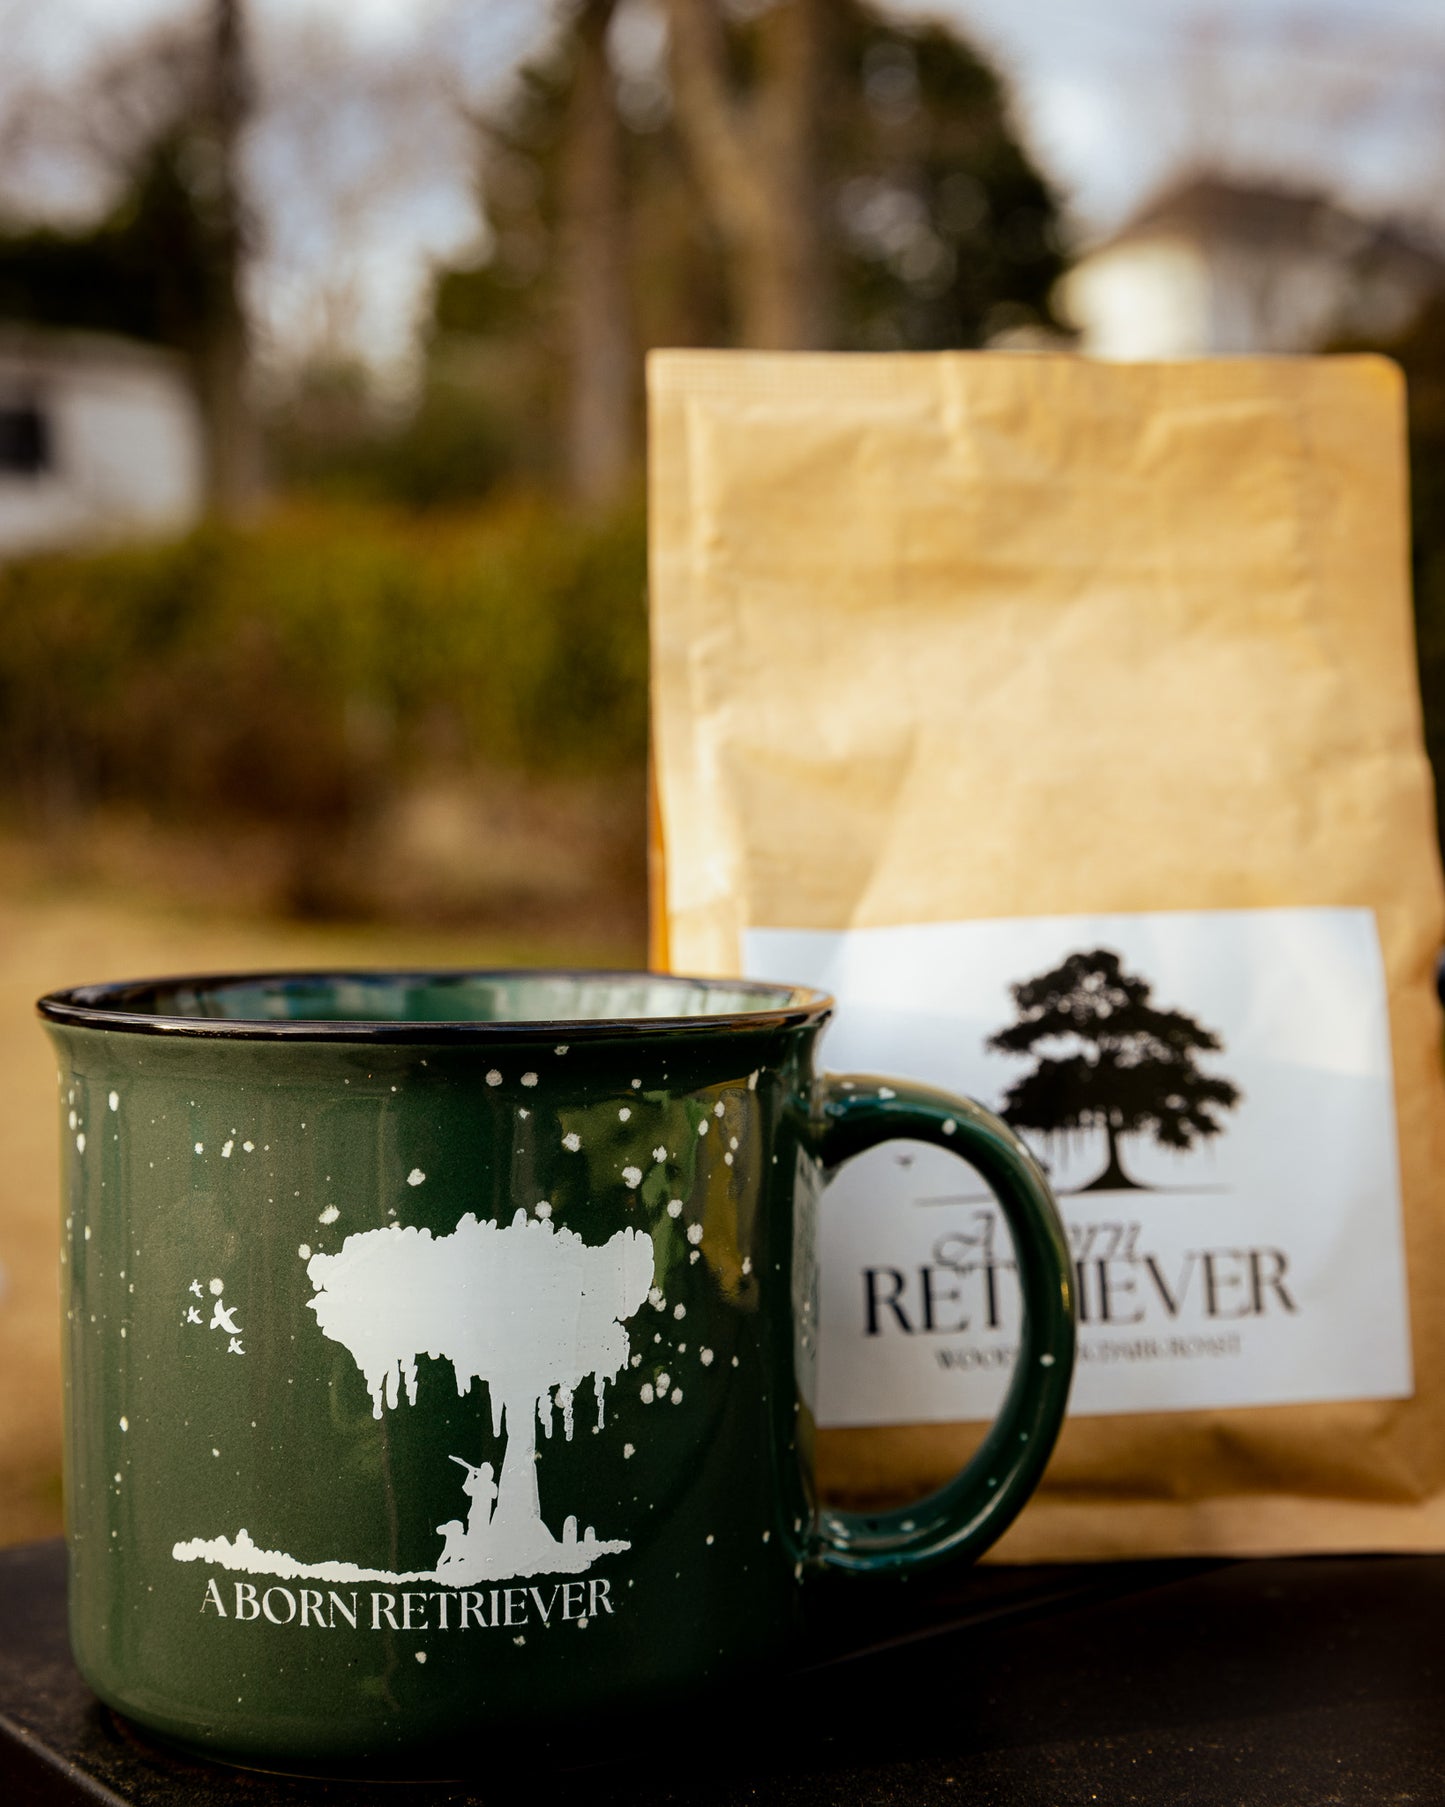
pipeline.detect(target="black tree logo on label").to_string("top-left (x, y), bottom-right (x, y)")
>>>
top-left (986, 948), bottom-right (1242, 1192)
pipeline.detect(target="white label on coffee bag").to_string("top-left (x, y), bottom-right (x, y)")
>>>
top-left (745, 910), bottom-right (1412, 1423)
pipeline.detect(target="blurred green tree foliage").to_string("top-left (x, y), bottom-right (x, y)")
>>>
top-left (421, 0), bottom-right (1066, 505)
top-left (0, 131), bottom-right (215, 354)
top-left (266, 357), bottom-right (519, 512)
top-left (0, 499), bottom-right (646, 836)
top-left (828, 15), bottom-right (1067, 350)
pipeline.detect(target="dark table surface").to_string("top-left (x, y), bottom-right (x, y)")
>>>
top-left (4, 1537), bottom-right (1444, 1805)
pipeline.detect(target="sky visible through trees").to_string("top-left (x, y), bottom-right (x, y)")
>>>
top-left (0, 0), bottom-right (1440, 379)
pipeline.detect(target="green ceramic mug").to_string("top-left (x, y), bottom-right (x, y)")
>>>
top-left (38, 970), bottom-right (1074, 1776)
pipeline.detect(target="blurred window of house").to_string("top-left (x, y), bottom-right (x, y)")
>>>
top-left (0, 399), bottom-right (50, 477)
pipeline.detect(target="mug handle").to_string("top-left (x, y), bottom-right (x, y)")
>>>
top-left (807, 1074), bottom-right (1075, 1576)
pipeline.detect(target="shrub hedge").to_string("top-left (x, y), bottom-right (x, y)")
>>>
top-left (0, 496), bottom-right (648, 831)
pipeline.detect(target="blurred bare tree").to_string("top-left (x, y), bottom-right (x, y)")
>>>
top-left (428, 0), bottom-right (1066, 507)
top-left (560, 0), bottom-right (639, 505)
top-left (1168, 7), bottom-right (1445, 231)
top-left (664, 0), bottom-right (835, 350)
top-left (193, 0), bottom-right (261, 516)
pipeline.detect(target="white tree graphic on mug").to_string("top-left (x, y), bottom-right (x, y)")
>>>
top-left (172, 1210), bottom-right (655, 1585)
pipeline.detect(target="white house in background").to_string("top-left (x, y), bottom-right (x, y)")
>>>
top-left (1061, 174), bottom-right (1445, 359)
top-left (0, 327), bottom-right (204, 556)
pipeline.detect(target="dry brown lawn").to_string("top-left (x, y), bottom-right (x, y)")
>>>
top-left (0, 856), bottom-right (639, 1547)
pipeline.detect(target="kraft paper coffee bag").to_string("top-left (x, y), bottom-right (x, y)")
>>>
top-left (648, 348), bottom-right (1445, 1560)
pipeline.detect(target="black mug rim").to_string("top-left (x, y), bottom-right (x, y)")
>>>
top-left (36, 967), bottom-right (835, 1043)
